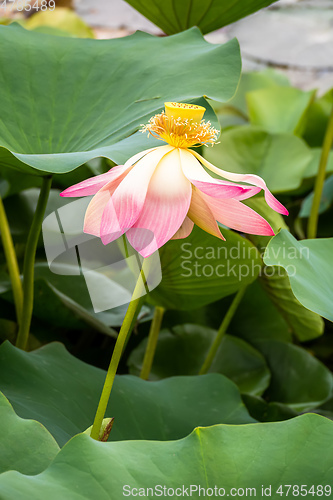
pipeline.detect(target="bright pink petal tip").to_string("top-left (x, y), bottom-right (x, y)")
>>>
top-left (203, 194), bottom-right (275, 236)
top-left (265, 191), bottom-right (289, 216)
top-left (60, 164), bottom-right (130, 198)
top-left (190, 150), bottom-right (289, 217)
top-left (179, 149), bottom-right (248, 199)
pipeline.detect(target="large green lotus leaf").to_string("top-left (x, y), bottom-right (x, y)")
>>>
top-left (1, 414), bottom-right (333, 498)
top-left (245, 198), bottom-right (324, 342)
top-left (124, 0), bottom-right (278, 35)
top-left (246, 86), bottom-right (314, 135)
top-left (264, 229), bottom-right (333, 322)
top-left (0, 95), bottom-right (217, 174)
top-left (128, 324), bottom-right (270, 396)
top-left (0, 392), bottom-right (59, 475)
top-left (204, 126), bottom-right (312, 193)
top-left (149, 226), bottom-right (262, 310)
top-left (0, 341), bottom-right (254, 447)
top-left (52, 156), bottom-right (113, 189)
top-left (0, 95), bottom-right (218, 175)
top-left (300, 175), bottom-right (333, 218)
top-left (255, 340), bottom-right (333, 411)
top-left (0, 25), bottom-right (241, 174)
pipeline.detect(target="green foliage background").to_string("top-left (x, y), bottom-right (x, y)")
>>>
top-left (0, 1), bottom-right (332, 497)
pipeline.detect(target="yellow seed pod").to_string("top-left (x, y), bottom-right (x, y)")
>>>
top-left (164, 102), bottom-right (206, 123)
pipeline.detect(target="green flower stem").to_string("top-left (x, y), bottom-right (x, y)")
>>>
top-left (90, 263), bottom-right (148, 441)
top-left (199, 286), bottom-right (247, 375)
top-left (307, 100), bottom-right (333, 239)
top-left (140, 306), bottom-right (165, 380)
top-left (16, 176), bottom-right (52, 350)
top-left (122, 294), bottom-right (146, 353)
top-left (0, 196), bottom-right (23, 322)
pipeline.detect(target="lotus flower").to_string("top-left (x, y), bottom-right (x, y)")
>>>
top-left (61, 102), bottom-right (288, 257)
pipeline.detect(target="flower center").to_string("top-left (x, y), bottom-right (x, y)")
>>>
top-left (141, 101), bottom-right (219, 148)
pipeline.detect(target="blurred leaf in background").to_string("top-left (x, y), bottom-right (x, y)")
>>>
top-left (22, 7), bottom-right (95, 38)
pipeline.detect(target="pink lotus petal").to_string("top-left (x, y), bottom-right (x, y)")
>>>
top-left (190, 150), bottom-right (289, 216)
top-left (234, 186), bottom-right (262, 200)
top-left (171, 217), bottom-right (194, 240)
top-left (123, 147), bottom-right (158, 169)
top-left (126, 149), bottom-right (192, 257)
top-left (179, 148), bottom-right (253, 199)
top-left (100, 145), bottom-right (174, 245)
top-left (83, 174), bottom-right (125, 237)
top-left (60, 164), bottom-right (131, 198)
top-left (203, 193), bottom-right (275, 236)
top-left (84, 189), bottom-right (113, 237)
top-left (188, 187), bottom-right (225, 241)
